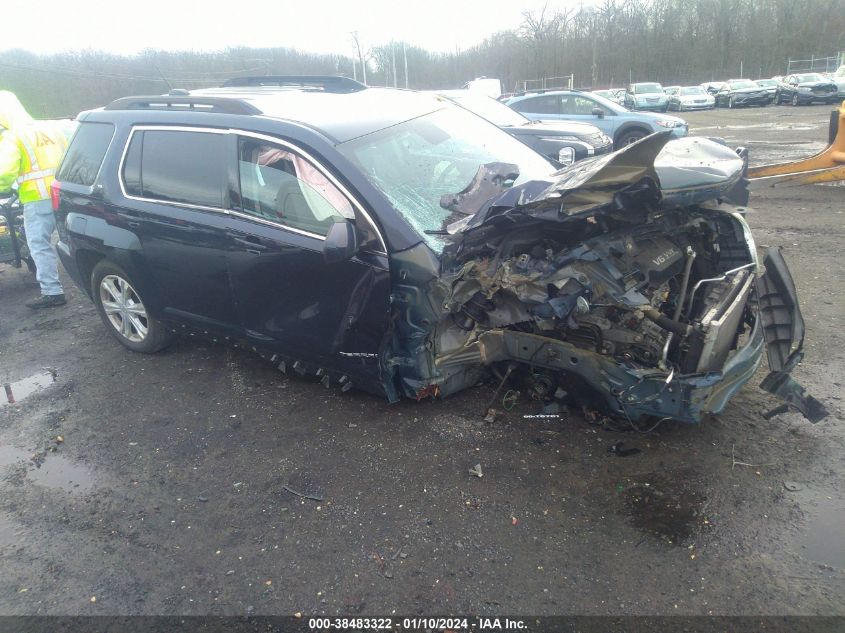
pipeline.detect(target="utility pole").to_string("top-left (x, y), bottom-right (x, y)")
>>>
top-left (591, 18), bottom-right (598, 87)
top-left (403, 41), bottom-right (409, 89)
top-left (391, 41), bottom-right (397, 88)
top-left (349, 32), bottom-right (358, 81)
top-left (351, 31), bottom-right (367, 85)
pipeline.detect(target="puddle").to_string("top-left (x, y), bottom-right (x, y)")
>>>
top-left (788, 486), bottom-right (845, 569)
top-left (621, 470), bottom-right (706, 545)
top-left (0, 445), bottom-right (95, 493)
top-left (1, 370), bottom-right (57, 406)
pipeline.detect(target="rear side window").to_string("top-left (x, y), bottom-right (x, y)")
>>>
top-left (56, 122), bottom-right (115, 186)
top-left (122, 130), bottom-right (225, 209)
top-left (511, 95), bottom-right (559, 115)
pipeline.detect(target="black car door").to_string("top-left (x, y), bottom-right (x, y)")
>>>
top-left (117, 127), bottom-right (241, 335)
top-left (224, 133), bottom-right (391, 386)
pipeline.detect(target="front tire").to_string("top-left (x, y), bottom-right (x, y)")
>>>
top-left (615, 128), bottom-right (648, 149)
top-left (728, 96), bottom-right (735, 109)
top-left (91, 260), bottom-right (173, 353)
top-left (791, 93), bottom-right (799, 106)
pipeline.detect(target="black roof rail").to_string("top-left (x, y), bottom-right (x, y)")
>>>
top-left (103, 95), bottom-right (261, 115)
top-left (221, 75), bottom-right (366, 93)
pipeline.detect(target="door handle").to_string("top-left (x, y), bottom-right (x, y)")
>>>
top-left (233, 236), bottom-right (268, 254)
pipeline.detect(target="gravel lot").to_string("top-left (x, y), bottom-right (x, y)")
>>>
top-left (0, 103), bottom-right (843, 618)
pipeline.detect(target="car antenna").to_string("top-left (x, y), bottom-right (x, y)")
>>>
top-left (152, 62), bottom-right (173, 91)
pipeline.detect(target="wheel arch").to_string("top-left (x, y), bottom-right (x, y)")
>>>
top-left (613, 123), bottom-right (652, 148)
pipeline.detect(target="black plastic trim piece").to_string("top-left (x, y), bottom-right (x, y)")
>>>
top-left (104, 96), bottom-right (261, 115)
top-left (220, 75), bottom-right (366, 93)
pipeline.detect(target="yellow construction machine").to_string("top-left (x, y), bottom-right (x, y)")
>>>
top-left (748, 100), bottom-right (845, 186)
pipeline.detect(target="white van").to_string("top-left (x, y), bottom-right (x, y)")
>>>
top-left (462, 77), bottom-right (503, 99)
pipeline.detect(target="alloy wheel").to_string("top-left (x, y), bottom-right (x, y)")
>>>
top-left (99, 274), bottom-right (148, 342)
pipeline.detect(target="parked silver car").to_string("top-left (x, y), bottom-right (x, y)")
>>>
top-left (624, 82), bottom-right (669, 112)
top-left (668, 86), bottom-right (715, 111)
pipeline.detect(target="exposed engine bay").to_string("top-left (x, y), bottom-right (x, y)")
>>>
top-left (440, 208), bottom-right (754, 376)
top-left (387, 134), bottom-right (827, 424)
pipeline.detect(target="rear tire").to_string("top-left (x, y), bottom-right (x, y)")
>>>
top-left (91, 260), bottom-right (173, 353)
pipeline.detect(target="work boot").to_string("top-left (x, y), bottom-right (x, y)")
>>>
top-left (26, 294), bottom-right (66, 310)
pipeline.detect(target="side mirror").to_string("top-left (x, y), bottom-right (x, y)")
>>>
top-left (591, 107), bottom-right (605, 118)
top-left (323, 218), bottom-right (359, 264)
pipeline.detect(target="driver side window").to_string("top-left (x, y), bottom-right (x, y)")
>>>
top-left (565, 96), bottom-right (604, 115)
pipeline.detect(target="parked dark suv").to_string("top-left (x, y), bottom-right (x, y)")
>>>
top-left (52, 76), bottom-right (825, 424)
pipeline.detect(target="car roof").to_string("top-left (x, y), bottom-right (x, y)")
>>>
top-left (101, 79), bottom-right (448, 145)
top-left (187, 86), bottom-right (445, 143)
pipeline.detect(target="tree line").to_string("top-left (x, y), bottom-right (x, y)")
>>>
top-left (1, 0), bottom-right (843, 118)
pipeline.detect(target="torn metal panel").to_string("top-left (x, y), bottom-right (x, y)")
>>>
top-left (757, 247), bottom-right (829, 422)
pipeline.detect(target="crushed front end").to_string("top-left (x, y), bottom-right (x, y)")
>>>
top-left (384, 134), bottom-right (827, 424)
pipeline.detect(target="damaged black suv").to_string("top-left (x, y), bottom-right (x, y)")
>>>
top-left (52, 75), bottom-right (826, 424)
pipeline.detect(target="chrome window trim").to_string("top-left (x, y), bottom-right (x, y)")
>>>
top-left (227, 209), bottom-right (325, 240)
top-left (235, 129), bottom-right (387, 253)
top-left (118, 125), bottom-right (229, 213)
top-left (117, 125), bottom-right (387, 253)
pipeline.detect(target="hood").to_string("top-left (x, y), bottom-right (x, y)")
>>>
top-left (634, 92), bottom-right (667, 99)
top-left (512, 119), bottom-right (604, 137)
top-left (635, 110), bottom-right (685, 125)
top-left (0, 91), bottom-right (34, 131)
top-left (730, 87), bottom-right (766, 94)
top-left (797, 80), bottom-right (836, 89)
top-left (442, 133), bottom-right (747, 238)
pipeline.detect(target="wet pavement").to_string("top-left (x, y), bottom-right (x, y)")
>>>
top-left (0, 103), bottom-right (842, 617)
top-left (2, 370), bottom-right (57, 407)
top-left (0, 445), bottom-right (96, 494)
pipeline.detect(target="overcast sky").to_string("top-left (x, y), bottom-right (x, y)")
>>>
top-left (5, 0), bottom-right (578, 56)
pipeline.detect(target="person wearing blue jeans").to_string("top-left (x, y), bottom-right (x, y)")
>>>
top-left (0, 91), bottom-right (69, 309)
top-left (23, 198), bottom-right (64, 301)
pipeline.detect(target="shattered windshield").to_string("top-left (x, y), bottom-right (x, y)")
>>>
top-left (338, 106), bottom-right (554, 253)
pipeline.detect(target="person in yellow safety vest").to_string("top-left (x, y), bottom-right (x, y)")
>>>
top-left (0, 91), bottom-right (70, 309)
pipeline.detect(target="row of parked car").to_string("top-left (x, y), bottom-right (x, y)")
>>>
top-left (451, 67), bottom-right (845, 163)
top-left (587, 70), bottom-right (845, 113)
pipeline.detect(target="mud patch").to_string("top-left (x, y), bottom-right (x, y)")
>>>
top-left (0, 445), bottom-right (95, 493)
top-left (621, 470), bottom-right (708, 545)
top-left (1, 370), bottom-right (57, 406)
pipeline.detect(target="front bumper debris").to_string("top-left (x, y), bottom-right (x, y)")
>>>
top-left (757, 248), bottom-right (828, 422)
